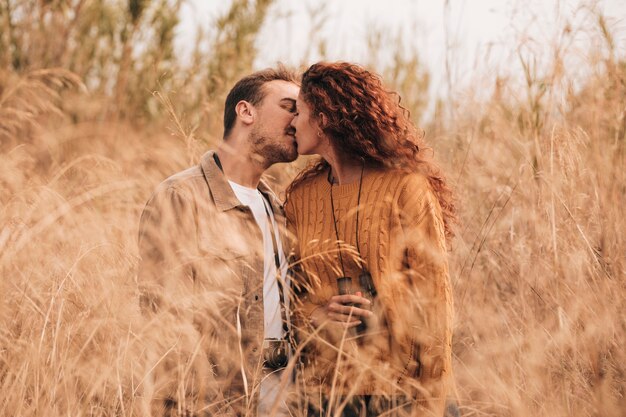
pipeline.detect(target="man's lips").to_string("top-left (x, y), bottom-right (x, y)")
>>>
top-left (285, 126), bottom-right (296, 137)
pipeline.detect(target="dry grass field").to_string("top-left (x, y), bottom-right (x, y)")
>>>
top-left (0, 1), bottom-right (624, 416)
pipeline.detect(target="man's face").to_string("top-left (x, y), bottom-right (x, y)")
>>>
top-left (249, 80), bottom-right (299, 166)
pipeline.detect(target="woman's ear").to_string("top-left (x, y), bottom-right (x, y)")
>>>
top-left (318, 112), bottom-right (328, 128)
top-left (235, 100), bottom-right (255, 126)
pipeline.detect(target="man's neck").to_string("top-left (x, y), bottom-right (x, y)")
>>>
top-left (216, 143), bottom-right (265, 189)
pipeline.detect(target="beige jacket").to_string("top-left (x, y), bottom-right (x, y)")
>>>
top-left (137, 151), bottom-right (289, 417)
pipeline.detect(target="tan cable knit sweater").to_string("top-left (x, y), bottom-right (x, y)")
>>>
top-left (285, 166), bottom-right (452, 414)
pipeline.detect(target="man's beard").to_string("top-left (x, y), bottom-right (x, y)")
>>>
top-left (250, 128), bottom-right (297, 166)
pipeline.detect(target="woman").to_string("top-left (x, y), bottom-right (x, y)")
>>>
top-left (284, 62), bottom-right (456, 417)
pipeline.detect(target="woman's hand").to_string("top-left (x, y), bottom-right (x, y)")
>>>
top-left (310, 293), bottom-right (372, 329)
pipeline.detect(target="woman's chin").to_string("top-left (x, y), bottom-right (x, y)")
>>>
top-left (296, 142), bottom-right (322, 157)
top-left (297, 147), bottom-right (311, 156)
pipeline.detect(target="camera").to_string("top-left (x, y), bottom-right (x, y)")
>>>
top-left (336, 270), bottom-right (378, 335)
top-left (359, 270), bottom-right (377, 300)
top-left (262, 338), bottom-right (289, 370)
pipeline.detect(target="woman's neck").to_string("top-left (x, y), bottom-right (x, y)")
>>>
top-left (324, 147), bottom-right (363, 185)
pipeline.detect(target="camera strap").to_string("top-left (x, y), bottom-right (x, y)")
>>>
top-left (260, 194), bottom-right (290, 337)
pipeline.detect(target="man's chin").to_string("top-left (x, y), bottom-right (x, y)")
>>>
top-left (282, 141), bottom-right (298, 162)
top-left (284, 149), bottom-right (298, 163)
top-left (266, 148), bottom-right (298, 165)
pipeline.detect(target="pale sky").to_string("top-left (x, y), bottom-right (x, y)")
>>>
top-left (177, 0), bottom-right (626, 102)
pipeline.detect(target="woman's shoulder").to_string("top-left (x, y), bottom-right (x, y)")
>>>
top-left (289, 170), bottom-right (325, 192)
top-left (369, 167), bottom-right (432, 194)
top-left (284, 168), bottom-right (326, 212)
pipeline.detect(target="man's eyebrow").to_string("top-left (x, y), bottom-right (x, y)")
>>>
top-left (280, 98), bottom-right (297, 111)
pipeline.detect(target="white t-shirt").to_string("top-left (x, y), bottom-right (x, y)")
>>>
top-left (228, 180), bottom-right (289, 340)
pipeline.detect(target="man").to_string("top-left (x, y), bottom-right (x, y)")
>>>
top-left (137, 66), bottom-right (299, 416)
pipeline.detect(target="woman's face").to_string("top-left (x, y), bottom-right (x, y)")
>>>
top-left (291, 93), bottom-right (326, 156)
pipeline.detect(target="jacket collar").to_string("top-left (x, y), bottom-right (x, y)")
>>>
top-left (200, 150), bottom-right (283, 213)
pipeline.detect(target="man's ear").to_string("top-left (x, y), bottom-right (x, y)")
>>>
top-left (235, 100), bottom-right (255, 126)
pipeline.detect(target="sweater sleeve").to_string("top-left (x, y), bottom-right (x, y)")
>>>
top-left (392, 173), bottom-right (452, 415)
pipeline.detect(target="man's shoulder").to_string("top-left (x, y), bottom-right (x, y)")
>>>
top-left (145, 160), bottom-right (219, 212)
top-left (151, 164), bottom-right (205, 197)
top-left (160, 165), bottom-right (204, 190)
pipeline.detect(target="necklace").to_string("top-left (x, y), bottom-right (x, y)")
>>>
top-left (329, 163), bottom-right (378, 337)
top-left (328, 163), bottom-right (365, 278)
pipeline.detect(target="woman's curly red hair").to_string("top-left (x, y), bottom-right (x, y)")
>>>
top-left (287, 61), bottom-right (457, 240)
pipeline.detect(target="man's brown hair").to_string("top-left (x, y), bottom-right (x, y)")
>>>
top-left (223, 64), bottom-right (298, 139)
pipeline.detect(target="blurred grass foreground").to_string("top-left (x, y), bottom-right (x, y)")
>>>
top-left (0, 0), bottom-right (624, 416)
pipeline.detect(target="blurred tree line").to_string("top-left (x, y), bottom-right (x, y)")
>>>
top-left (0, 0), bottom-right (622, 151)
top-left (0, 0), bottom-right (283, 140)
top-left (0, 0), bottom-right (432, 147)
